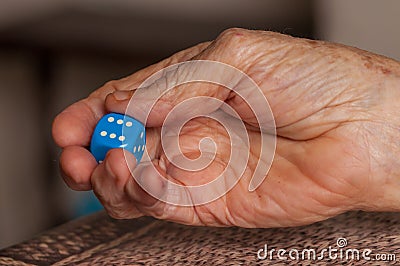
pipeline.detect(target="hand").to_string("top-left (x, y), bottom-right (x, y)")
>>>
top-left (52, 28), bottom-right (400, 227)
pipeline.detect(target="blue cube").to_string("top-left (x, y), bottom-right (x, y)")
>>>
top-left (90, 113), bottom-right (146, 164)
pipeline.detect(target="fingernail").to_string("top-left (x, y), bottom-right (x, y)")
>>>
top-left (113, 90), bottom-right (133, 101)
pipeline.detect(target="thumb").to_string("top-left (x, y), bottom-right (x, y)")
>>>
top-left (105, 60), bottom-right (235, 127)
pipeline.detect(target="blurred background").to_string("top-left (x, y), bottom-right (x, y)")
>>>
top-left (0, 0), bottom-right (399, 249)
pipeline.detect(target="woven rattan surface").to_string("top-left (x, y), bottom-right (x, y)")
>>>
top-left (0, 211), bottom-right (399, 265)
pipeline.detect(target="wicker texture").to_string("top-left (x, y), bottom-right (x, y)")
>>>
top-left (0, 211), bottom-right (399, 265)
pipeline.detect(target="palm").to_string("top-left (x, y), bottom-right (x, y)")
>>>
top-left (149, 99), bottom-right (370, 227)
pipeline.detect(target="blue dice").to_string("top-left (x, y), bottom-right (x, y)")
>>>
top-left (90, 113), bottom-right (146, 164)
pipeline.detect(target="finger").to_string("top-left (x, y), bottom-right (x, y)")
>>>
top-left (91, 149), bottom-right (143, 219)
top-left (59, 146), bottom-right (97, 190)
top-left (90, 140), bottom-right (202, 224)
top-left (104, 28), bottom-right (274, 128)
top-left (90, 125), bottom-right (160, 218)
top-left (105, 74), bottom-right (230, 128)
top-left (52, 41), bottom-right (211, 149)
top-left (60, 123), bottom-right (159, 194)
top-left (105, 39), bottom-right (239, 127)
top-left (123, 158), bottom-right (203, 225)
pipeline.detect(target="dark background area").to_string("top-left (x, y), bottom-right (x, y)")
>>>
top-left (0, 0), bottom-right (399, 249)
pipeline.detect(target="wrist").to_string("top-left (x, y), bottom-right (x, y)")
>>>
top-left (363, 73), bottom-right (400, 212)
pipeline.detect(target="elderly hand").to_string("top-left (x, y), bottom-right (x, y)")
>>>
top-left (52, 28), bottom-right (400, 227)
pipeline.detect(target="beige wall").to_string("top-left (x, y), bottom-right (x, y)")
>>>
top-left (0, 52), bottom-right (49, 247)
top-left (315, 0), bottom-right (400, 61)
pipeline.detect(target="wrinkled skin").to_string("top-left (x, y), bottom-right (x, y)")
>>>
top-left (52, 28), bottom-right (400, 227)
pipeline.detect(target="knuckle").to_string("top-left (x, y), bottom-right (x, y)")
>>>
top-left (218, 27), bottom-right (248, 40)
top-left (214, 28), bottom-right (251, 48)
top-left (103, 80), bottom-right (119, 90)
top-left (89, 79), bottom-right (121, 98)
top-left (211, 28), bottom-right (256, 64)
top-left (104, 202), bottom-right (130, 219)
top-left (107, 209), bottom-right (127, 219)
